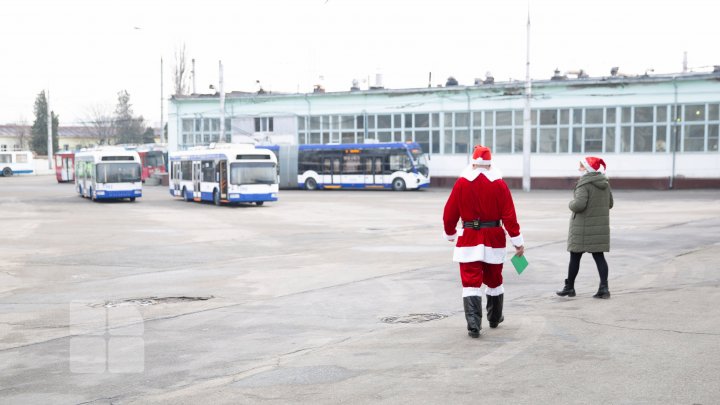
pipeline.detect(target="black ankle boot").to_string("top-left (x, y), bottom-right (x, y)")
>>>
top-left (486, 294), bottom-right (504, 328)
top-left (556, 279), bottom-right (576, 297)
top-left (593, 281), bottom-right (610, 299)
top-left (463, 296), bottom-right (482, 338)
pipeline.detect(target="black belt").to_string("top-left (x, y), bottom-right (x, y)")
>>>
top-left (462, 220), bottom-right (502, 230)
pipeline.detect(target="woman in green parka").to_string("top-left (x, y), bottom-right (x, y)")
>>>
top-left (556, 157), bottom-right (614, 299)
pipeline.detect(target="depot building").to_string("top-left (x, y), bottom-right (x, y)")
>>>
top-left (167, 70), bottom-right (720, 189)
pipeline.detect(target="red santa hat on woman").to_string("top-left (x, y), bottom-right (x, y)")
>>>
top-left (471, 145), bottom-right (492, 165)
top-left (580, 156), bottom-right (607, 173)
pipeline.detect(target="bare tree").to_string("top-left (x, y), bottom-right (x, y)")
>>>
top-left (13, 117), bottom-right (29, 150)
top-left (85, 104), bottom-right (116, 145)
top-left (173, 43), bottom-right (190, 96)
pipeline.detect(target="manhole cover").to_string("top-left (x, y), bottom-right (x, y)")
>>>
top-left (381, 313), bottom-right (448, 324)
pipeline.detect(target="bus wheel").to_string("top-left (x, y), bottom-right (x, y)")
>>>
top-left (182, 187), bottom-right (192, 202)
top-left (256, 201), bottom-right (264, 206)
top-left (305, 177), bottom-right (318, 190)
top-left (392, 178), bottom-right (406, 191)
top-left (129, 197), bottom-right (136, 202)
top-left (213, 189), bottom-right (221, 206)
top-left (2, 167), bottom-right (12, 176)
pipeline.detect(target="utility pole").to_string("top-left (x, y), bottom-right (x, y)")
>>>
top-left (160, 57), bottom-right (165, 144)
top-left (46, 89), bottom-right (53, 169)
top-left (192, 58), bottom-right (196, 94)
top-left (522, 8), bottom-right (532, 192)
top-left (219, 60), bottom-right (225, 143)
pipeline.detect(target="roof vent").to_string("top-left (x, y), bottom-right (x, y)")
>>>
top-left (551, 69), bottom-right (567, 81)
top-left (445, 76), bottom-right (458, 86)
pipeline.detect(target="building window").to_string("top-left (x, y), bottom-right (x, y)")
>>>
top-left (254, 117), bottom-right (274, 132)
top-left (13, 144), bottom-right (21, 151)
top-left (0, 145), bottom-right (6, 151)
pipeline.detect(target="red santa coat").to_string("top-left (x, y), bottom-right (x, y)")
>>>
top-left (443, 166), bottom-right (524, 264)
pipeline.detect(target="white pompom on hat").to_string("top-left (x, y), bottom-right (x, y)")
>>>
top-left (581, 156), bottom-right (607, 173)
top-left (472, 145), bottom-right (492, 165)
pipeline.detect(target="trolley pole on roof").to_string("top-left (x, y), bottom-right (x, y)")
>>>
top-left (522, 8), bottom-right (532, 192)
top-left (46, 89), bottom-right (53, 170)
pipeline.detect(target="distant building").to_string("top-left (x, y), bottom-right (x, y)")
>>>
top-left (167, 71), bottom-right (720, 189)
top-left (0, 125), bottom-right (162, 153)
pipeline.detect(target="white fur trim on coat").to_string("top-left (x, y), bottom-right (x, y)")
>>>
top-left (444, 232), bottom-right (457, 241)
top-left (460, 165), bottom-right (503, 182)
top-left (485, 285), bottom-right (505, 296)
top-left (510, 234), bottom-right (524, 247)
top-left (453, 244), bottom-right (507, 264)
top-left (462, 287), bottom-right (482, 297)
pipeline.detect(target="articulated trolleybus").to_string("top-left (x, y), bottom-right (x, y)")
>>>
top-left (169, 144), bottom-right (278, 206)
top-left (75, 147), bottom-right (142, 201)
top-left (260, 142), bottom-right (430, 191)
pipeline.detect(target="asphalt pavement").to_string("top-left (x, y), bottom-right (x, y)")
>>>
top-left (1, 175), bottom-right (719, 404)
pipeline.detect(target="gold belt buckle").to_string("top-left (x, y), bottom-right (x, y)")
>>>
top-left (473, 219), bottom-right (479, 229)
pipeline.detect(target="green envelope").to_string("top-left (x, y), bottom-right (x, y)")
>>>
top-left (511, 254), bottom-right (529, 274)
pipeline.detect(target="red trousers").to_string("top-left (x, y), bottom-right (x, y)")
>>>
top-left (459, 261), bottom-right (503, 288)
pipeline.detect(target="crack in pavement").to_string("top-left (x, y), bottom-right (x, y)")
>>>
top-left (554, 314), bottom-right (720, 336)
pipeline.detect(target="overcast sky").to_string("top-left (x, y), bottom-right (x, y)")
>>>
top-left (1, 0), bottom-right (717, 127)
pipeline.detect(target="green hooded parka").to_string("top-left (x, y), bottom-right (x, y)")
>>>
top-left (567, 172), bottom-right (613, 253)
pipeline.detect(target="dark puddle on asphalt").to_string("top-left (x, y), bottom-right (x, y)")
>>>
top-left (89, 296), bottom-right (214, 308)
top-left (380, 313), bottom-right (448, 324)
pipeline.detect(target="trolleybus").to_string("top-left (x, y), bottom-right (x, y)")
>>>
top-left (258, 142), bottom-right (430, 190)
top-left (55, 150), bottom-right (75, 182)
top-left (169, 144), bottom-right (278, 206)
top-left (0, 151), bottom-right (34, 177)
top-left (75, 147), bottom-right (142, 201)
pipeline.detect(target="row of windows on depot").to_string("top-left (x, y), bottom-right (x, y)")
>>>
top-left (295, 104), bottom-right (720, 132)
top-left (298, 122), bottom-right (719, 154)
top-left (181, 132), bottom-right (232, 146)
top-left (1, 144), bottom-right (24, 152)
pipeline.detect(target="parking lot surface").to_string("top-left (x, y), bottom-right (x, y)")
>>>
top-left (1, 176), bottom-right (719, 404)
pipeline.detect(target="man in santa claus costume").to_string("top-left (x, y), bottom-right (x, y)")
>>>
top-left (443, 145), bottom-right (524, 338)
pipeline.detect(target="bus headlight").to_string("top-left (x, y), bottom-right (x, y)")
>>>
top-left (134, 189), bottom-right (142, 194)
top-left (96, 191), bottom-right (105, 196)
top-left (271, 193), bottom-right (277, 198)
top-left (229, 193), bottom-right (240, 199)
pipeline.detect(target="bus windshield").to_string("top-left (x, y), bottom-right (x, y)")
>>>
top-left (96, 163), bottom-right (141, 183)
top-left (230, 162), bottom-right (276, 185)
top-left (145, 151), bottom-right (165, 168)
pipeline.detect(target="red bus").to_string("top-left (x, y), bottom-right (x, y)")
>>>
top-left (122, 144), bottom-right (167, 182)
top-left (55, 151), bottom-right (75, 183)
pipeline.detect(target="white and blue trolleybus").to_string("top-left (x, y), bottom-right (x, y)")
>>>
top-left (169, 144), bottom-right (278, 206)
top-left (74, 147), bottom-right (142, 201)
top-left (258, 142), bottom-right (430, 191)
top-left (0, 151), bottom-right (34, 177)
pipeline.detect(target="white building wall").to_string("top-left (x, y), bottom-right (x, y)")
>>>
top-left (169, 75), bottom-right (720, 182)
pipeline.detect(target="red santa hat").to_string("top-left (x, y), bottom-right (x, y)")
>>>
top-left (580, 156), bottom-right (606, 173)
top-left (471, 145), bottom-right (492, 165)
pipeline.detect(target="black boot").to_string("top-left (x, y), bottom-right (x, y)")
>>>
top-left (556, 279), bottom-right (576, 297)
top-left (486, 294), bottom-right (505, 328)
top-left (463, 296), bottom-right (482, 338)
top-left (593, 281), bottom-right (610, 299)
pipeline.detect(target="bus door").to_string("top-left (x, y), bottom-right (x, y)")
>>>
top-left (322, 157), bottom-right (340, 186)
top-left (192, 161), bottom-right (201, 199)
top-left (172, 161), bottom-right (181, 192)
top-left (64, 155), bottom-right (74, 182)
top-left (363, 157), bottom-right (384, 186)
top-left (217, 160), bottom-right (228, 200)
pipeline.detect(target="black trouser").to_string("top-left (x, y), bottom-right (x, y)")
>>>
top-left (568, 252), bottom-right (608, 283)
